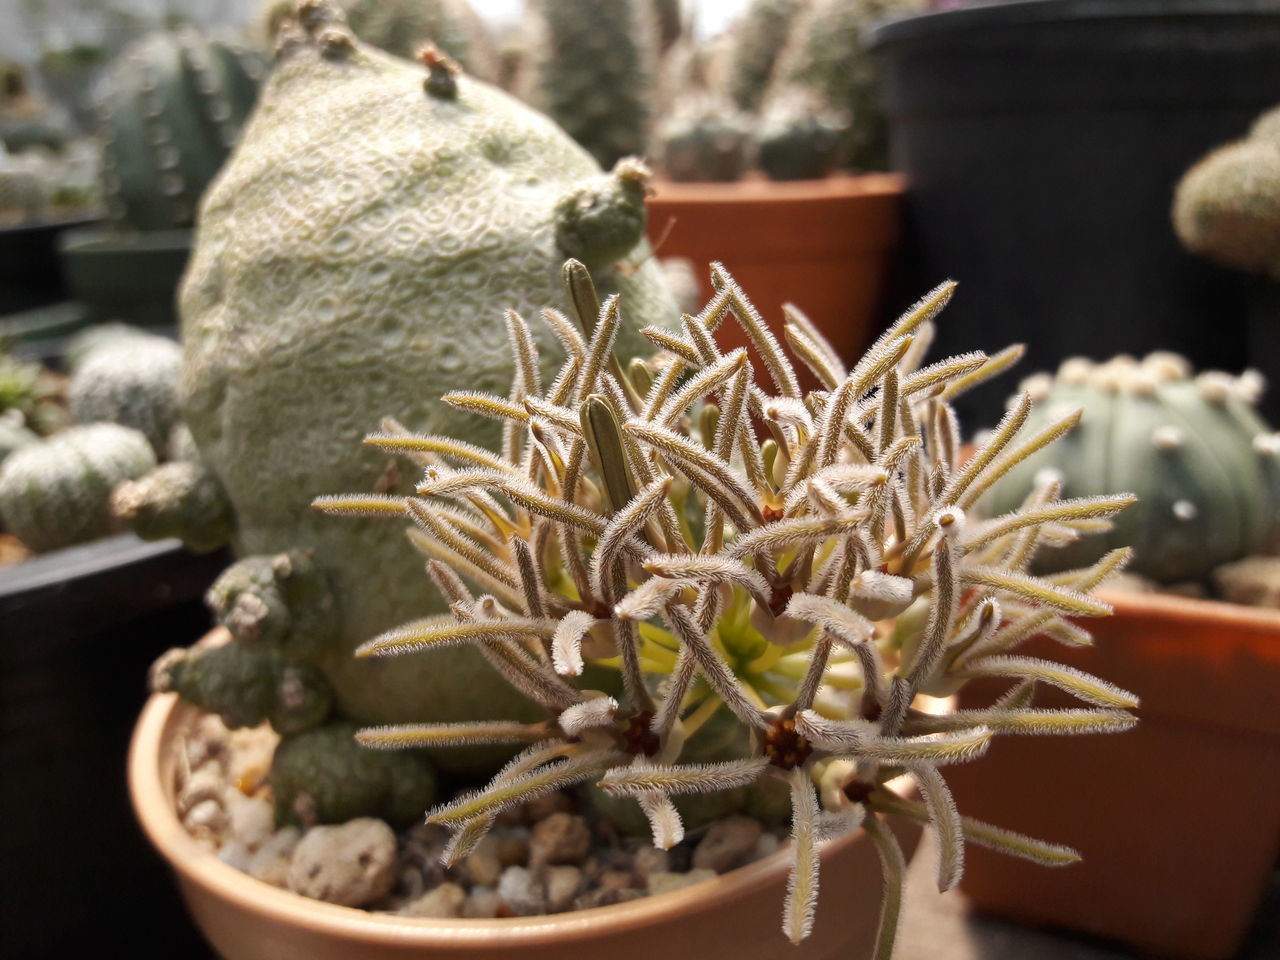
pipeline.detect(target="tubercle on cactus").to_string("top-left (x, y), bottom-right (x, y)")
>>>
top-left (317, 260), bottom-right (1140, 952)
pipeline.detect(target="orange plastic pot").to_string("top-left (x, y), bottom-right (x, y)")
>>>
top-left (645, 174), bottom-right (905, 373)
top-left (944, 591), bottom-right (1280, 960)
top-left (130, 693), bottom-right (923, 960)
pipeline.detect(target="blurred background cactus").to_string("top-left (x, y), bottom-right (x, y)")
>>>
top-left (984, 353), bottom-right (1280, 585)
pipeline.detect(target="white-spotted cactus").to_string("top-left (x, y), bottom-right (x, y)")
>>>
top-left (316, 261), bottom-right (1139, 951)
top-left (985, 353), bottom-right (1280, 584)
top-left (98, 27), bottom-right (265, 230)
top-left (0, 423), bottom-right (156, 552)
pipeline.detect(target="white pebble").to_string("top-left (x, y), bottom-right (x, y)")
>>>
top-left (287, 818), bottom-right (397, 908)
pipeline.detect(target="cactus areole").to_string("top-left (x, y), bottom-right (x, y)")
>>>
top-left (178, 6), bottom-right (677, 746)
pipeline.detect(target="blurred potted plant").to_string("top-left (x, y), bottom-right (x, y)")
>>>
top-left (870, 0), bottom-right (1280, 424)
top-left (952, 351), bottom-right (1280, 960)
top-left (58, 26), bottom-right (265, 326)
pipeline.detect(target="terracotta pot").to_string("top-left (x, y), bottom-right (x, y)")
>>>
top-left (645, 174), bottom-right (905, 373)
top-left (944, 590), bottom-right (1280, 960)
top-left (130, 693), bottom-right (923, 960)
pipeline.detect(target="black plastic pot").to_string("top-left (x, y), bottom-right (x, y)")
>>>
top-left (0, 535), bottom-right (227, 955)
top-left (59, 227), bottom-right (192, 327)
top-left (0, 216), bottom-right (100, 316)
top-left (871, 0), bottom-right (1280, 422)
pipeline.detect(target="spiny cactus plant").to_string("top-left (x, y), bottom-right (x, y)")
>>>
top-left (317, 261), bottom-right (1139, 951)
top-left (69, 333), bottom-right (181, 455)
top-left (1173, 104), bottom-right (1280, 278)
top-left (141, 2), bottom-right (678, 809)
top-left (524, 0), bottom-right (659, 170)
top-left (99, 27), bottom-right (265, 230)
top-left (0, 161), bottom-right (47, 224)
top-left (986, 353), bottom-right (1280, 585)
top-left (754, 86), bottom-right (846, 182)
top-left (768, 0), bottom-right (925, 172)
top-left (0, 422), bottom-right (155, 552)
top-left (724, 0), bottom-right (804, 114)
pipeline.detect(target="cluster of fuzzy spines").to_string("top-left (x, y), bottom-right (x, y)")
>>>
top-left (1173, 104), bottom-right (1280, 278)
top-left (988, 353), bottom-right (1280, 584)
top-left (98, 27), bottom-right (265, 230)
top-left (527, 0), bottom-right (659, 169)
top-left (0, 422), bottom-right (156, 552)
top-left (318, 260), bottom-right (1139, 952)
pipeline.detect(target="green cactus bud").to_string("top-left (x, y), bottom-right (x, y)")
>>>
top-left (0, 423), bottom-right (156, 552)
top-left (154, 641), bottom-right (335, 735)
top-left (725, 0), bottom-right (804, 113)
top-left (554, 158), bottom-right (653, 268)
top-left (271, 721), bottom-right (437, 827)
top-left (110, 460), bottom-right (234, 552)
top-left (526, 0), bottom-right (659, 169)
top-left (985, 353), bottom-right (1280, 583)
top-left (98, 27), bottom-right (265, 230)
top-left (68, 335), bottom-right (181, 455)
top-left (1173, 136), bottom-right (1280, 279)
top-left (205, 551), bottom-right (336, 659)
top-left (755, 87), bottom-right (845, 182)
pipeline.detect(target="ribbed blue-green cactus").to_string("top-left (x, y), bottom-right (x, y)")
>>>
top-left (985, 353), bottom-right (1280, 584)
top-left (99, 27), bottom-right (265, 230)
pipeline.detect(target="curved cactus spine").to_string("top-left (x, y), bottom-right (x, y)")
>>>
top-left (0, 423), bottom-right (156, 552)
top-left (985, 353), bottom-right (1280, 584)
top-left (98, 27), bottom-right (265, 230)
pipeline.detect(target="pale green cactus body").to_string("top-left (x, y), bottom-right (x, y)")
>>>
top-left (110, 459), bottom-right (233, 552)
top-left (654, 93), bottom-right (752, 183)
top-left (985, 354), bottom-right (1280, 584)
top-left (1173, 107), bottom-right (1280, 278)
top-left (0, 416), bottom-right (38, 464)
top-left (526, 0), bottom-right (658, 169)
top-left (0, 422), bottom-right (156, 551)
top-left (755, 86), bottom-right (845, 181)
top-left (175, 12), bottom-right (678, 759)
top-left (99, 27), bottom-right (265, 230)
top-left (69, 335), bottom-right (181, 455)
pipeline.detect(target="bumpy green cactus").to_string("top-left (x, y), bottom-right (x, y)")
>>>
top-left (99, 27), bottom-right (265, 231)
top-left (755, 86), bottom-right (845, 181)
top-left (0, 422), bottom-right (156, 552)
top-left (111, 459), bottom-right (233, 551)
top-left (1173, 105), bottom-right (1280, 278)
top-left (525, 0), bottom-right (658, 169)
top-left (769, 0), bottom-right (924, 171)
top-left (985, 353), bottom-right (1280, 584)
top-left (166, 5), bottom-right (678, 785)
top-left (725, 0), bottom-right (803, 113)
top-left (69, 334), bottom-right (181, 454)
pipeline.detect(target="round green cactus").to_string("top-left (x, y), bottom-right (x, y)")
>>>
top-left (524, 0), bottom-right (659, 169)
top-left (175, 7), bottom-right (678, 761)
top-left (0, 422), bottom-right (156, 552)
top-left (985, 353), bottom-right (1280, 584)
top-left (654, 93), bottom-right (752, 183)
top-left (68, 334), bottom-right (181, 455)
top-left (99, 27), bottom-right (266, 230)
top-left (1173, 105), bottom-right (1280, 279)
top-left (754, 86), bottom-right (845, 182)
